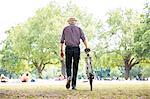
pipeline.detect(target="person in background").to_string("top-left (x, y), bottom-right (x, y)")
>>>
top-left (21, 73), bottom-right (30, 82)
top-left (0, 74), bottom-right (8, 82)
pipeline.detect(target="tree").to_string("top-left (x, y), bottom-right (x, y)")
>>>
top-left (0, 35), bottom-right (27, 75)
top-left (105, 9), bottom-right (141, 80)
top-left (134, 2), bottom-right (150, 59)
top-left (133, 2), bottom-right (150, 79)
top-left (2, 3), bottom-right (64, 78)
top-left (1, 2), bottom-right (100, 78)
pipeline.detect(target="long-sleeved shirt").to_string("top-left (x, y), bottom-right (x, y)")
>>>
top-left (60, 25), bottom-right (86, 46)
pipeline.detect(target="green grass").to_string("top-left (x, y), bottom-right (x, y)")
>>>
top-left (0, 80), bottom-right (149, 99)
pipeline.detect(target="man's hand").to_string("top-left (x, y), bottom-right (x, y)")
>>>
top-left (60, 43), bottom-right (64, 58)
top-left (61, 51), bottom-right (64, 58)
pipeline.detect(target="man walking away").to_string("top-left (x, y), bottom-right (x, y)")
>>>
top-left (60, 17), bottom-right (88, 90)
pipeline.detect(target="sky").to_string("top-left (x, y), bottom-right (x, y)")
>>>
top-left (0, 0), bottom-right (145, 44)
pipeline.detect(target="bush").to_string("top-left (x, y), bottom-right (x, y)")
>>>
top-left (110, 67), bottom-right (122, 79)
top-left (142, 66), bottom-right (150, 78)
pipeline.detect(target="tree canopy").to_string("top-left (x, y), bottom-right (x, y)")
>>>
top-left (0, 2), bottom-right (101, 78)
top-left (0, 1), bottom-right (149, 79)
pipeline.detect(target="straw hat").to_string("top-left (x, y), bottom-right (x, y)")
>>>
top-left (67, 17), bottom-right (77, 22)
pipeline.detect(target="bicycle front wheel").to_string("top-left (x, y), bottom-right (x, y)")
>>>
top-left (89, 77), bottom-right (93, 91)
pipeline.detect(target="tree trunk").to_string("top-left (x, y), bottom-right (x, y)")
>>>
top-left (33, 60), bottom-right (45, 79)
top-left (37, 69), bottom-right (43, 79)
top-left (37, 65), bottom-right (46, 79)
top-left (125, 68), bottom-right (130, 80)
top-left (124, 56), bottom-right (139, 80)
top-left (123, 53), bottom-right (140, 80)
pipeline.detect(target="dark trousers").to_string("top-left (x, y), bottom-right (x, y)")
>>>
top-left (65, 46), bottom-right (80, 87)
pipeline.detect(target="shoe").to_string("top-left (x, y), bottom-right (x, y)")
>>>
top-left (66, 80), bottom-right (71, 89)
top-left (72, 87), bottom-right (77, 90)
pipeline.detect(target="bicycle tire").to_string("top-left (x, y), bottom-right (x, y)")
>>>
top-left (89, 76), bottom-right (93, 91)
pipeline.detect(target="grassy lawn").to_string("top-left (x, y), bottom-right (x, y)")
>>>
top-left (0, 80), bottom-right (149, 99)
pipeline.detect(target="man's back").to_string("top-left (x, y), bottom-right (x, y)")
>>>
top-left (61, 25), bottom-right (85, 46)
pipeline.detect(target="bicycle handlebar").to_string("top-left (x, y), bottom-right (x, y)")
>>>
top-left (84, 48), bottom-right (90, 53)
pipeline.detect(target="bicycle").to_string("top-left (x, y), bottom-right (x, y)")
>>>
top-left (84, 48), bottom-right (94, 91)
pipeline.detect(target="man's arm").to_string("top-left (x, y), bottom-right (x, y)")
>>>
top-left (79, 27), bottom-right (88, 49)
top-left (61, 43), bottom-right (64, 52)
top-left (60, 28), bottom-right (65, 57)
top-left (83, 40), bottom-right (88, 49)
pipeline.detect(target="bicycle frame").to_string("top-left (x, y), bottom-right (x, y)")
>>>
top-left (85, 48), bottom-right (94, 91)
top-left (85, 54), bottom-right (93, 78)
